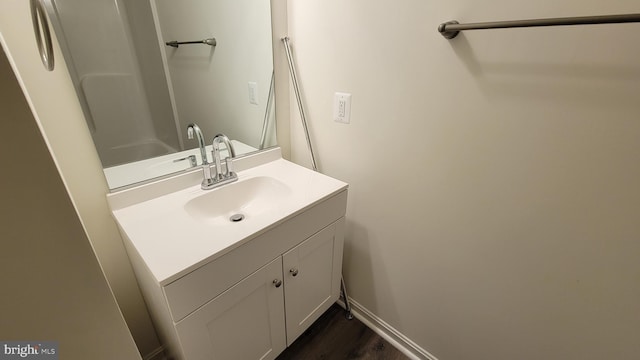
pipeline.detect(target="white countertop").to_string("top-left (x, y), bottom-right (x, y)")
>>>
top-left (109, 157), bottom-right (348, 285)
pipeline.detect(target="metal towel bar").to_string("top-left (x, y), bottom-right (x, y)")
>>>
top-left (439, 13), bottom-right (640, 39)
top-left (165, 38), bottom-right (216, 48)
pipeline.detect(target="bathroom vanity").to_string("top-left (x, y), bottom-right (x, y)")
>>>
top-left (108, 149), bottom-right (348, 360)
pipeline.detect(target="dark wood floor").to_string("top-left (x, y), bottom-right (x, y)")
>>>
top-left (158, 304), bottom-right (408, 360)
top-left (276, 305), bottom-right (409, 360)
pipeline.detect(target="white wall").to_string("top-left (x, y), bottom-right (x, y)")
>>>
top-left (287, 1), bottom-right (640, 359)
top-left (0, 42), bottom-right (141, 360)
top-left (0, 1), bottom-right (160, 356)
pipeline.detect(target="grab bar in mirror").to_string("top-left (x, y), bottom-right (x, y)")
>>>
top-left (165, 38), bottom-right (217, 48)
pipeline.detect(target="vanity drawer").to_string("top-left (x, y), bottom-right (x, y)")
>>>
top-left (163, 190), bottom-right (347, 322)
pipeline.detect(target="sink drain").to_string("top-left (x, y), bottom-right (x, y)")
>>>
top-left (229, 214), bottom-right (245, 222)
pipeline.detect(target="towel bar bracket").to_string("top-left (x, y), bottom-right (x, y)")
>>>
top-left (438, 20), bottom-right (461, 39)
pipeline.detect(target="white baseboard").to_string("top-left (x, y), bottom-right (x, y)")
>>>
top-left (337, 298), bottom-right (439, 360)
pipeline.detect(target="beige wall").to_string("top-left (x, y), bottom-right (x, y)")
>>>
top-left (0, 44), bottom-right (141, 360)
top-left (287, 1), bottom-right (640, 359)
top-left (0, 1), bottom-right (159, 356)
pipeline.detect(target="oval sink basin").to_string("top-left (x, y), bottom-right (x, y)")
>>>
top-left (184, 176), bottom-right (292, 225)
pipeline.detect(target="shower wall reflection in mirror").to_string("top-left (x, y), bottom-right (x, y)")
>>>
top-left (45, 0), bottom-right (276, 189)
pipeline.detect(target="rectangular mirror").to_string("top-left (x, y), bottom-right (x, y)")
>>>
top-left (43, 0), bottom-right (277, 189)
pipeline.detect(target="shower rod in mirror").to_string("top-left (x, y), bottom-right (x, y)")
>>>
top-left (165, 37), bottom-right (217, 48)
top-left (439, 13), bottom-right (640, 39)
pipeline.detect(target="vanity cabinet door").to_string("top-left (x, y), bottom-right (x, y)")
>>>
top-left (282, 219), bottom-right (344, 345)
top-left (175, 257), bottom-right (286, 360)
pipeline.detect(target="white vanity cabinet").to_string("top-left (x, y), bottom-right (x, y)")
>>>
top-left (113, 185), bottom-right (347, 360)
top-left (282, 222), bottom-right (344, 345)
top-left (109, 156), bottom-right (349, 360)
top-left (174, 220), bottom-right (344, 360)
top-left (175, 257), bottom-right (286, 360)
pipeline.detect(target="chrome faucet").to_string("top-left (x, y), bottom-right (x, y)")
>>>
top-left (200, 133), bottom-right (237, 190)
top-left (212, 133), bottom-right (235, 179)
top-left (186, 123), bottom-right (208, 165)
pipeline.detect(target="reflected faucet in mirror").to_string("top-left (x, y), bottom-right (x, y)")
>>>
top-left (187, 123), bottom-right (209, 166)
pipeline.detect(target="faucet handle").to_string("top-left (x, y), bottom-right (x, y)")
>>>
top-left (225, 157), bottom-right (234, 176)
